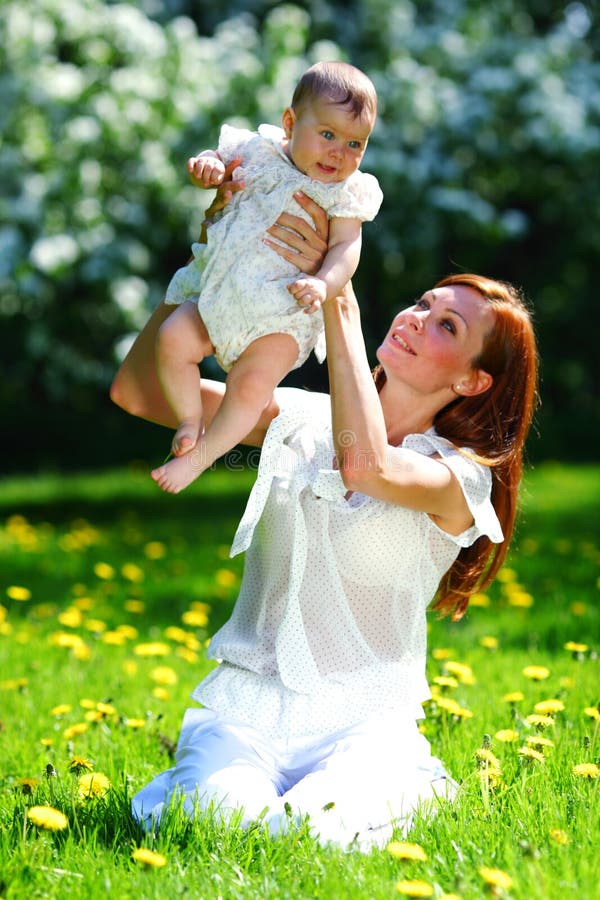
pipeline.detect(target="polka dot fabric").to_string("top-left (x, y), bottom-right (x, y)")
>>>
top-left (194, 389), bottom-right (502, 741)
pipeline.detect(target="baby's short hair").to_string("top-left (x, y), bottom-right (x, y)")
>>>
top-left (291, 61), bottom-right (377, 123)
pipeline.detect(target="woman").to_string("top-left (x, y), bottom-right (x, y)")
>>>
top-left (111, 192), bottom-right (538, 850)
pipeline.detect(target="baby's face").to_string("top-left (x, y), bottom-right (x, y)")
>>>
top-left (282, 97), bottom-right (374, 184)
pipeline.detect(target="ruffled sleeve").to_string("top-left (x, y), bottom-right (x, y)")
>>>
top-left (401, 431), bottom-right (504, 547)
top-left (321, 171), bottom-right (383, 221)
top-left (217, 124), bottom-right (257, 166)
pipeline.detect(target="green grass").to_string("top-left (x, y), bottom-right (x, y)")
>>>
top-left (0, 461), bottom-right (598, 899)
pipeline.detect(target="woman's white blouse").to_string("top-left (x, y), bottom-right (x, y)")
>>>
top-left (194, 389), bottom-right (503, 738)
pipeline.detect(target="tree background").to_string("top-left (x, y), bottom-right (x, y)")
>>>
top-left (2, 0), bottom-right (598, 472)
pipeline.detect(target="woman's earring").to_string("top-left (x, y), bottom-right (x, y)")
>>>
top-left (454, 384), bottom-right (463, 393)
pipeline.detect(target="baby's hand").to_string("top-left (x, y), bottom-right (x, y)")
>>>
top-left (289, 277), bottom-right (327, 314)
top-left (187, 154), bottom-right (226, 188)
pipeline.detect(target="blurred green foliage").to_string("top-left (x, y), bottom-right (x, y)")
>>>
top-left (2, 0), bottom-right (598, 469)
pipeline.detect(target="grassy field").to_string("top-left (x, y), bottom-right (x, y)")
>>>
top-left (0, 461), bottom-right (598, 899)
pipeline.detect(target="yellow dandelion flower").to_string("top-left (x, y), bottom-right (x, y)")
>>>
top-left (164, 626), bottom-right (187, 643)
top-left (150, 666), bottom-right (177, 686)
top-left (522, 665), bottom-right (550, 681)
top-left (495, 729), bottom-right (519, 743)
top-left (125, 600), bottom-right (145, 614)
top-left (387, 841), bottom-right (428, 861)
top-left (69, 756), bottom-right (94, 774)
top-left (63, 722), bottom-right (89, 739)
top-left (181, 609), bottom-right (209, 628)
top-left (134, 642), bottom-right (170, 657)
top-left (152, 687), bottom-right (170, 700)
top-left (0, 677), bottom-right (28, 691)
top-left (6, 585), bottom-right (31, 601)
top-left (395, 880), bottom-right (434, 897)
top-left (583, 707), bottom-right (600, 721)
top-left (476, 749), bottom-right (502, 769)
top-left (84, 618), bottom-right (106, 633)
top-left (27, 805), bottom-right (68, 831)
top-left (469, 592), bottom-right (490, 607)
top-left (215, 569), bottom-right (237, 587)
top-left (435, 697), bottom-right (473, 719)
top-left (116, 625), bottom-right (138, 640)
top-left (479, 867), bottom-right (513, 891)
top-left (444, 661), bottom-right (475, 684)
top-left (496, 567), bottom-right (517, 583)
top-left (479, 766), bottom-right (503, 788)
top-left (122, 563), bottom-right (144, 583)
top-left (58, 607), bottom-right (83, 628)
top-left (507, 591), bottom-right (534, 608)
top-left (51, 704), bottom-right (72, 717)
top-left (549, 829), bottom-right (569, 845)
top-left (80, 698), bottom-right (97, 709)
top-left (18, 777), bottom-right (41, 795)
top-left (123, 661), bottom-right (138, 676)
top-left (564, 641), bottom-right (588, 653)
top-left (432, 648), bottom-right (453, 660)
top-left (102, 631), bottom-right (127, 646)
top-left (479, 636), bottom-right (499, 650)
top-left (125, 718), bottom-right (146, 729)
top-left (93, 562), bottom-right (115, 580)
top-left (175, 646), bottom-right (198, 664)
top-left (433, 675), bottom-right (459, 689)
top-left (144, 541), bottom-right (166, 560)
top-left (534, 699), bottom-right (565, 715)
top-left (526, 736), bottom-right (554, 750)
top-left (525, 714), bottom-right (555, 728)
top-left (132, 847), bottom-right (167, 868)
top-left (572, 763), bottom-right (599, 779)
top-left (502, 691), bottom-right (525, 703)
top-left (518, 746), bottom-right (545, 763)
top-left (96, 702), bottom-right (117, 716)
top-left (78, 772), bottom-right (111, 799)
top-left (440, 895), bottom-right (463, 900)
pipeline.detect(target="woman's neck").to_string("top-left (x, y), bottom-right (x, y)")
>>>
top-left (379, 381), bottom-right (438, 446)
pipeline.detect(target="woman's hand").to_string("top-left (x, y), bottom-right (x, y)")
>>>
top-left (264, 191), bottom-right (329, 275)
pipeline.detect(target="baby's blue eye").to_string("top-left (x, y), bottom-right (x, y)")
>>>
top-left (321, 131), bottom-right (334, 140)
top-left (348, 141), bottom-right (362, 150)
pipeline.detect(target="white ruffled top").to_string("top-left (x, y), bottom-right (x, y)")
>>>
top-left (193, 388), bottom-right (503, 739)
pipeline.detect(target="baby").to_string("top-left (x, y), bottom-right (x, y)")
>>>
top-left (151, 61), bottom-right (382, 492)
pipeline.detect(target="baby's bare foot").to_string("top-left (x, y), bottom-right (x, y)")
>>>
top-left (151, 448), bottom-right (206, 494)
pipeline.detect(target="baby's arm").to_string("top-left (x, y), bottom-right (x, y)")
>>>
top-left (288, 217), bottom-right (362, 314)
top-left (187, 151), bottom-right (227, 188)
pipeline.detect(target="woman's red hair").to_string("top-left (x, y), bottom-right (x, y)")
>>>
top-left (375, 273), bottom-right (539, 619)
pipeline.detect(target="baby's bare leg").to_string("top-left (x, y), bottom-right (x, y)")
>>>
top-left (154, 301), bottom-right (214, 456)
top-left (151, 332), bottom-right (299, 494)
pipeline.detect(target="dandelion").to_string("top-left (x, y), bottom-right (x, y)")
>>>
top-left (502, 691), bottom-right (524, 704)
top-left (526, 736), bottom-right (554, 751)
top-left (150, 666), bottom-right (177, 686)
top-left (152, 687), bottom-right (169, 701)
top-left (17, 777), bottom-right (41, 795)
top-left (525, 714), bottom-right (555, 729)
top-left (432, 648), bottom-right (453, 660)
top-left (6, 585), bottom-right (31, 601)
top-left (523, 665), bottom-right (550, 681)
top-left (215, 569), bottom-right (236, 587)
top-left (125, 718), bottom-right (146, 729)
top-left (122, 562), bottom-right (144, 582)
top-left (444, 661), bottom-right (475, 684)
top-left (479, 636), bottom-right (499, 650)
top-left (132, 847), bottom-right (168, 868)
top-left (63, 722), bottom-right (89, 740)
top-left (518, 746), bottom-right (545, 764)
top-left (507, 591), bottom-right (534, 608)
top-left (435, 697), bottom-right (473, 719)
top-left (125, 600), bottom-right (145, 614)
top-left (144, 541), bottom-right (166, 559)
top-left (181, 609), bottom-right (209, 628)
top-left (134, 641), bottom-right (170, 657)
top-left (479, 867), bottom-right (513, 892)
top-left (469, 592), bottom-right (490, 607)
top-left (395, 880), bottom-right (434, 897)
top-left (27, 805), bottom-right (68, 831)
top-left (549, 828), bottom-right (569, 845)
top-left (496, 567), bottom-right (517, 583)
top-left (387, 841), bottom-right (428, 861)
top-left (476, 748), bottom-right (502, 769)
top-left (534, 699), bottom-right (565, 715)
top-left (495, 729), bottom-right (519, 743)
top-left (176, 646), bottom-right (199, 664)
top-left (93, 562), bottom-right (115, 580)
top-left (583, 707), bottom-right (600, 721)
top-left (78, 772), bottom-right (111, 799)
top-left (572, 763), bottom-right (599, 779)
top-left (433, 676), bottom-right (459, 689)
top-left (69, 756), bottom-right (94, 774)
top-left (51, 704), bottom-right (72, 717)
top-left (58, 608), bottom-right (83, 627)
top-left (564, 641), bottom-right (588, 654)
top-left (570, 602), bottom-right (587, 617)
top-left (116, 624), bottom-right (138, 640)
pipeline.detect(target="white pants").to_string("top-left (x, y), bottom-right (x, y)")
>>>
top-left (132, 708), bottom-right (455, 851)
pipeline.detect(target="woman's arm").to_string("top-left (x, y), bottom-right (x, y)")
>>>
top-left (322, 285), bottom-right (474, 534)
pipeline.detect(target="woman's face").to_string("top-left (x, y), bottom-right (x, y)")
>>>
top-left (376, 285), bottom-right (495, 398)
